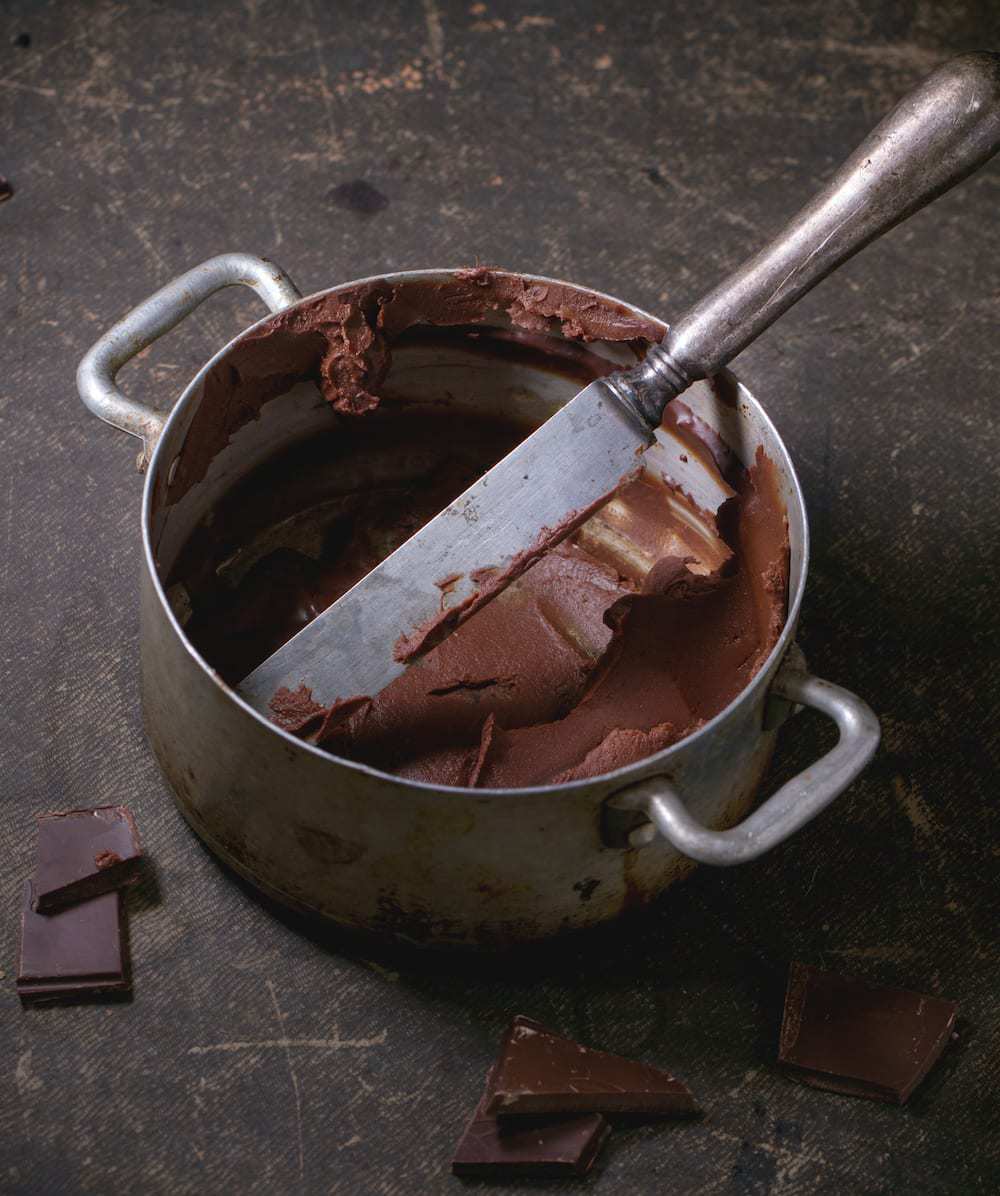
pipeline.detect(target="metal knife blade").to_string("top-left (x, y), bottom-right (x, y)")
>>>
top-left (239, 53), bottom-right (1000, 718)
top-left (236, 378), bottom-right (653, 713)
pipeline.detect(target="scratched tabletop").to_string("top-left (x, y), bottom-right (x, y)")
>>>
top-left (2, 2), bottom-right (999, 1193)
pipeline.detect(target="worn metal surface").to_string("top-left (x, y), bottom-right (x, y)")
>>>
top-left (2, 1), bottom-right (999, 1192)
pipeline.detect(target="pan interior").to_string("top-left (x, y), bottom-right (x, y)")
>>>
top-left (144, 271), bottom-right (802, 790)
top-left (161, 325), bottom-right (733, 688)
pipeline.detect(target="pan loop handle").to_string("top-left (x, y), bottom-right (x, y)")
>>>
top-left (76, 253), bottom-right (302, 470)
top-left (604, 667), bottom-right (880, 865)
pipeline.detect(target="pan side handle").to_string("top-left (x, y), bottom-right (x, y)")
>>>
top-left (76, 253), bottom-right (301, 469)
top-left (604, 667), bottom-right (880, 865)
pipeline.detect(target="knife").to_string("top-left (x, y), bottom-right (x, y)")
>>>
top-left (238, 52), bottom-right (1000, 715)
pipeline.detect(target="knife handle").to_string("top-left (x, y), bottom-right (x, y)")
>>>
top-left (609, 52), bottom-right (1000, 428)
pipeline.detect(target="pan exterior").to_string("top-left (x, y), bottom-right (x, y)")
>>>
top-left (142, 563), bottom-right (786, 945)
top-left (138, 269), bottom-right (808, 947)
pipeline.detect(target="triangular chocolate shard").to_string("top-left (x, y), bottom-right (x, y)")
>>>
top-left (777, 963), bottom-right (958, 1105)
top-left (484, 1015), bottom-right (700, 1118)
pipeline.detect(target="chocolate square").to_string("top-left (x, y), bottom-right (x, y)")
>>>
top-left (33, 805), bottom-right (142, 912)
top-left (777, 963), bottom-right (958, 1104)
top-left (17, 880), bottom-right (130, 1006)
top-left (484, 1014), bottom-right (700, 1118)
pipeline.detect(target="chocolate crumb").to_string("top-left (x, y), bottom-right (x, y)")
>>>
top-left (94, 850), bottom-right (123, 870)
top-left (0, 178), bottom-right (13, 203)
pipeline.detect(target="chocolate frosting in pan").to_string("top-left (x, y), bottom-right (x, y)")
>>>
top-left (172, 272), bottom-right (789, 789)
top-left (323, 453), bottom-right (786, 789)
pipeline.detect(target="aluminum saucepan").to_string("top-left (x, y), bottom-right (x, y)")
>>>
top-left (77, 253), bottom-right (879, 947)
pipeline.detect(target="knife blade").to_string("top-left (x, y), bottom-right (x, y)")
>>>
top-left (237, 376), bottom-right (657, 712)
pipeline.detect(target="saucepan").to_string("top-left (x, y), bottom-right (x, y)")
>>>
top-left (76, 253), bottom-right (879, 946)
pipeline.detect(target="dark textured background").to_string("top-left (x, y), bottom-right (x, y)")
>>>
top-left (2, 1), bottom-right (999, 1192)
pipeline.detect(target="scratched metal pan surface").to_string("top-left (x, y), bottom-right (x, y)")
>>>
top-left (77, 257), bottom-right (879, 946)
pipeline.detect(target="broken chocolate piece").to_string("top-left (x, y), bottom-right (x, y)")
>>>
top-left (33, 806), bottom-right (142, 912)
top-left (777, 963), bottom-right (958, 1104)
top-left (17, 880), bottom-right (129, 1006)
top-left (452, 1078), bottom-right (608, 1179)
top-left (484, 1015), bottom-right (700, 1118)
top-left (452, 1111), bottom-right (608, 1179)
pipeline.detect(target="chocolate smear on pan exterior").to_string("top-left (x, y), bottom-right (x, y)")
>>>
top-left (172, 272), bottom-right (789, 787)
top-left (484, 1015), bottom-right (700, 1118)
top-left (33, 805), bottom-right (142, 912)
top-left (17, 881), bottom-right (129, 1006)
top-left (777, 963), bottom-right (958, 1104)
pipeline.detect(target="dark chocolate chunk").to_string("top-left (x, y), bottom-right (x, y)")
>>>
top-left (33, 805), bottom-right (142, 911)
top-left (0, 177), bottom-right (12, 203)
top-left (452, 1082), bottom-right (608, 1179)
top-left (777, 963), bottom-right (958, 1104)
top-left (17, 880), bottom-right (129, 1006)
top-left (484, 1015), bottom-right (700, 1118)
